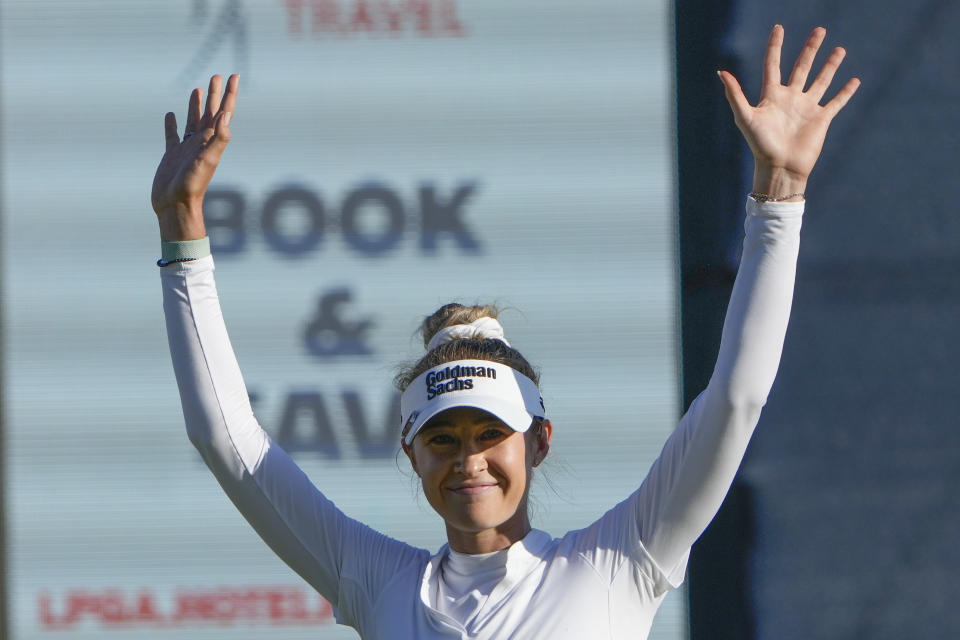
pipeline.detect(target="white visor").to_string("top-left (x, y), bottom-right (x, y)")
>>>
top-left (400, 359), bottom-right (546, 445)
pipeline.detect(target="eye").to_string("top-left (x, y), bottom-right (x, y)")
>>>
top-left (426, 433), bottom-right (455, 446)
top-left (479, 427), bottom-right (507, 441)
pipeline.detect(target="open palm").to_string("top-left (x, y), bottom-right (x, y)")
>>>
top-left (719, 26), bottom-right (860, 185)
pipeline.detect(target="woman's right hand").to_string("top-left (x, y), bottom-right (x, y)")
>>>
top-left (151, 74), bottom-right (239, 241)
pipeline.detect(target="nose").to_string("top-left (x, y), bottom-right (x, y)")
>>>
top-left (456, 447), bottom-right (487, 476)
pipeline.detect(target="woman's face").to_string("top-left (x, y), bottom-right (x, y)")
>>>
top-left (404, 407), bottom-right (551, 553)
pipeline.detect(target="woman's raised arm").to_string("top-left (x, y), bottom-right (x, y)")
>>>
top-left (634, 25), bottom-right (859, 579)
top-left (154, 76), bottom-right (427, 629)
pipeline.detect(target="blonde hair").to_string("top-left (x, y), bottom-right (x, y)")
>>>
top-left (394, 303), bottom-right (540, 392)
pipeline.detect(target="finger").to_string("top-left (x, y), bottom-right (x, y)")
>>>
top-left (201, 74), bottom-right (223, 130)
top-left (206, 111), bottom-right (233, 164)
top-left (184, 88), bottom-right (202, 139)
top-left (718, 70), bottom-right (752, 125)
top-left (207, 109), bottom-right (233, 157)
top-left (218, 74), bottom-right (239, 116)
top-left (823, 76), bottom-right (861, 118)
top-left (806, 46), bottom-right (846, 103)
top-left (164, 112), bottom-right (179, 152)
top-left (762, 24), bottom-right (784, 91)
top-left (788, 26), bottom-right (826, 89)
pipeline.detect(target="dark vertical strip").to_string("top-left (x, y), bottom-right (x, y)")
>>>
top-left (675, 0), bottom-right (754, 638)
top-left (0, 0), bottom-right (8, 635)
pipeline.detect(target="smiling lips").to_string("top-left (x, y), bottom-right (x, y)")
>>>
top-left (449, 482), bottom-right (499, 495)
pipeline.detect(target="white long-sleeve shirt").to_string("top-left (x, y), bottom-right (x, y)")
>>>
top-left (161, 199), bottom-right (803, 639)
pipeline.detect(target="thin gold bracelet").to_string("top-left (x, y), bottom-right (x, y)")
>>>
top-left (748, 192), bottom-right (805, 204)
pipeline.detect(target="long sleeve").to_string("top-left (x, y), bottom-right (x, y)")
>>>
top-left (160, 256), bottom-right (427, 628)
top-left (631, 198), bottom-right (804, 585)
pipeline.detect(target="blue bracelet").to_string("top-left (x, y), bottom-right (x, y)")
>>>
top-left (156, 256), bottom-right (200, 267)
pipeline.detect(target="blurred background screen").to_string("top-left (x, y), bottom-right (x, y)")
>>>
top-left (1, 1), bottom-right (681, 639)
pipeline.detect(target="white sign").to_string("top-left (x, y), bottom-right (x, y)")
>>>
top-left (1, 1), bottom-right (681, 638)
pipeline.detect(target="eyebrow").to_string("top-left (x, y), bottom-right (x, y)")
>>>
top-left (418, 423), bottom-right (447, 434)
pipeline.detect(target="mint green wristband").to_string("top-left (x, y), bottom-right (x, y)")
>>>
top-left (157, 237), bottom-right (211, 266)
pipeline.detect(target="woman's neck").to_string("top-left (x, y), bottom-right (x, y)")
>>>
top-left (445, 518), bottom-right (531, 554)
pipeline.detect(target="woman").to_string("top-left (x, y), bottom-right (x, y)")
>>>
top-left (152, 25), bottom-right (859, 639)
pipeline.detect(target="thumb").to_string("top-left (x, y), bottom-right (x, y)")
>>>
top-left (718, 70), bottom-right (751, 126)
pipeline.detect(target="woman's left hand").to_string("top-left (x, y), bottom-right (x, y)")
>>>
top-left (718, 25), bottom-right (860, 198)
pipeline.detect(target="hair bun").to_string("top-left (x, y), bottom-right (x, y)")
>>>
top-left (419, 303), bottom-right (501, 349)
top-left (396, 302), bottom-right (540, 393)
top-left (426, 317), bottom-right (510, 351)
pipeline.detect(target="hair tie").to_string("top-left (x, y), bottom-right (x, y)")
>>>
top-left (426, 318), bottom-right (511, 351)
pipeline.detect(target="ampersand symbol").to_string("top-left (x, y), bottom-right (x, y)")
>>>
top-left (304, 288), bottom-right (374, 358)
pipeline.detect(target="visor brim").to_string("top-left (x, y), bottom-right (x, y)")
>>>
top-left (403, 393), bottom-right (538, 445)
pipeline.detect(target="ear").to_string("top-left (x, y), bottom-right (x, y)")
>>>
top-left (402, 441), bottom-right (419, 475)
top-left (532, 419), bottom-right (553, 467)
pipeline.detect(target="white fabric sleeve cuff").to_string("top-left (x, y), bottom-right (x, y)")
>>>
top-left (746, 197), bottom-right (805, 218)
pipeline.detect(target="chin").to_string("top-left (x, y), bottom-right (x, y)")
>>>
top-left (449, 503), bottom-right (524, 534)
top-left (453, 510), bottom-right (509, 532)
